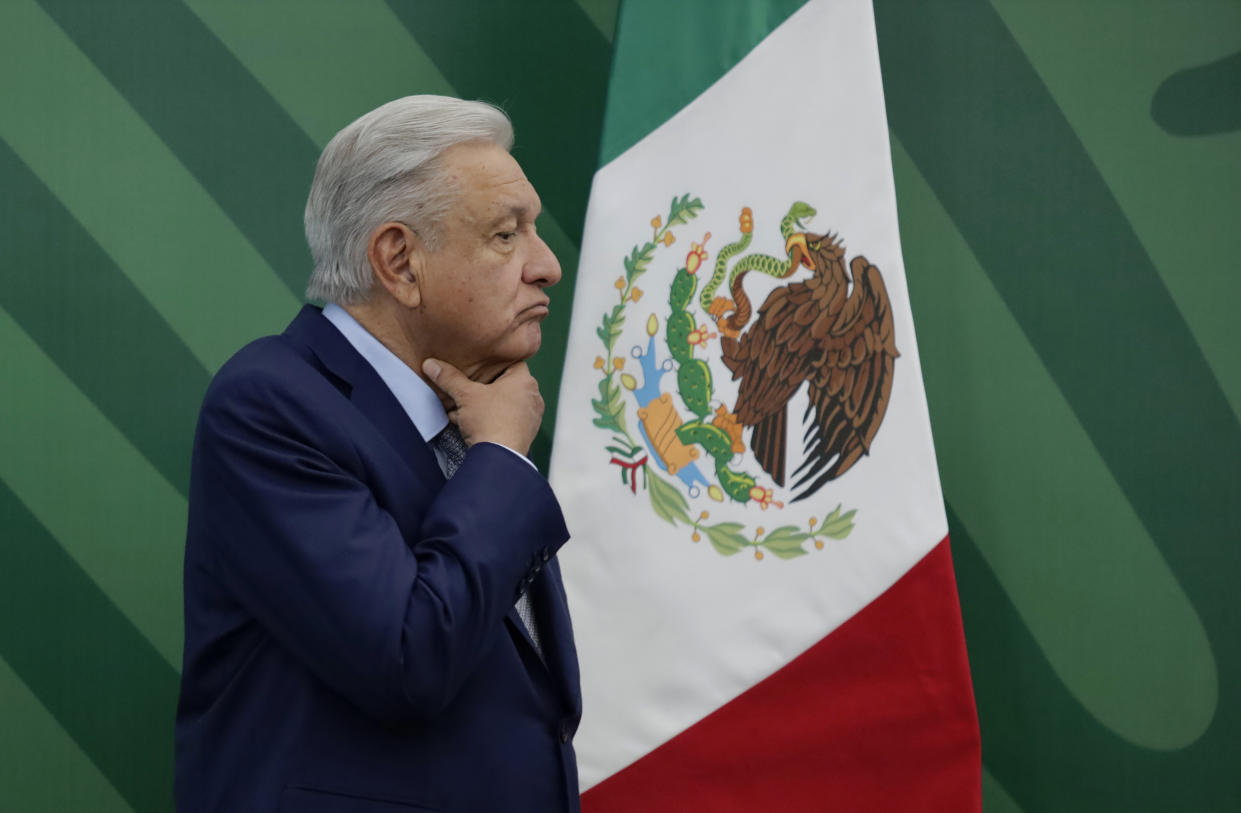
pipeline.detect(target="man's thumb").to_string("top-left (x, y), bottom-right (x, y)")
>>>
top-left (423, 358), bottom-right (464, 393)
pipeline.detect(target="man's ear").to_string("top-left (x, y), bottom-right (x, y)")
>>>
top-left (366, 222), bottom-right (424, 308)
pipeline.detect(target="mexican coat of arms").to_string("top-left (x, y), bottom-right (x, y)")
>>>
top-left (589, 195), bottom-right (899, 561)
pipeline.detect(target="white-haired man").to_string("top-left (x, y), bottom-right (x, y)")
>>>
top-left (176, 96), bottom-right (579, 812)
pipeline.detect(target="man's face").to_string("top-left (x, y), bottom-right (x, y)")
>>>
top-left (412, 142), bottom-right (561, 378)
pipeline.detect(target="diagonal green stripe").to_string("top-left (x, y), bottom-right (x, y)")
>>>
top-left (0, 137), bottom-right (206, 495)
top-left (876, 0), bottom-right (1241, 805)
top-left (0, 0), bottom-right (299, 371)
top-left (0, 480), bottom-right (179, 813)
top-left (981, 767), bottom-right (1025, 813)
top-left (574, 0), bottom-right (620, 42)
top-left (386, 0), bottom-right (610, 244)
top-left (0, 305), bottom-right (185, 666)
top-left (0, 657), bottom-right (133, 812)
top-left (877, 0), bottom-right (1241, 604)
top-left (890, 135), bottom-right (1215, 749)
top-left (37, 0), bottom-right (317, 299)
top-left (597, 0), bottom-right (808, 166)
top-left (987, 0), bottom-right (1241, 423)
top-left (184, 0), bottom-right (455, 147)
top-left (948, 505), bottom-right (1212, 811)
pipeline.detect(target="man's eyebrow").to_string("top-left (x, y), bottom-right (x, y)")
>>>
top-left (488, 203), bottom-right (541, 228)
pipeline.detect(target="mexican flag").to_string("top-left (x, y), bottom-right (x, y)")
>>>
top-left (549, 1), bottom-right (981, 809)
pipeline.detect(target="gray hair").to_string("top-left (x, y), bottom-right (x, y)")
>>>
top-left (304, 95), bottom-right (514, 304)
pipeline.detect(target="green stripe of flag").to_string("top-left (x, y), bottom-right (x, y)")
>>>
top-left (598, 0), bottom-right (808, 166)
top-left (37, 0), bottom-right (317, 299)
top-left (0, 480), bottom-right (178, 813)
top-left (0, 0), bottom-right (299, 371)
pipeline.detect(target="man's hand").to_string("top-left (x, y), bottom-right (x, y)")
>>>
top-left (423, 359), bottom-right (543, 455)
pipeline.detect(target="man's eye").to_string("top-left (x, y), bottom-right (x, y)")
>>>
top-left (497, 231), bottom-right (516, 242)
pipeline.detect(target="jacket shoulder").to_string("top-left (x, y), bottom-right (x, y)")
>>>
top-left (203, 333), bottom-right (330, 410)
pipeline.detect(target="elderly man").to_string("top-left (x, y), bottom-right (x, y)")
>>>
top-left (175, 96), bottom-right (579, 812)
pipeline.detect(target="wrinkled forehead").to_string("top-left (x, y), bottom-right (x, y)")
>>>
top-left (443, 142), bottom-right (542, 222)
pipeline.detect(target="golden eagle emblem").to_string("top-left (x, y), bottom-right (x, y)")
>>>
top-left (717, 223), bottom-right (899, 501)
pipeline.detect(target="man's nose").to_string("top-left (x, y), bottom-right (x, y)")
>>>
top-left (525, 232), bottom-right (563, 288)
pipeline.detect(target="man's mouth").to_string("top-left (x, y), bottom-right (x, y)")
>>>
top-left (521, 301), bottom-right (550, 319)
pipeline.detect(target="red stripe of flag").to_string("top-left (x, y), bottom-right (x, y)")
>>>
top-left (583, 537), bottom-right (981, 812)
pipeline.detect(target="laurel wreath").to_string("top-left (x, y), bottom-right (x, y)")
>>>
top-left (590, 194), bottom-right (856, 560)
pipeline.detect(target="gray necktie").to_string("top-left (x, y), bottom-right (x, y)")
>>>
top-left (434, 423), bottom-right (542, 655)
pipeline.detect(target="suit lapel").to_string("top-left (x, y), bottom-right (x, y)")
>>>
top-left (284, 306), bottom-right (442, 486)
top-left (347, 366), bottom-right (443, 483)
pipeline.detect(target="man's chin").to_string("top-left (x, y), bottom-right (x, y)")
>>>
top-left (510, 323), bottom-right (544, 360)
top-left (474, 333), bottom-right (543, 380)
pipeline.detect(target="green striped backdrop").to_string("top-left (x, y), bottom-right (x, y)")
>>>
top-left (0, 1), bottom-right (1235, 810)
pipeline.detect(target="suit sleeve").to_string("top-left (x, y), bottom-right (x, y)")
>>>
top-left (191, 365), bottom-right (569, 724)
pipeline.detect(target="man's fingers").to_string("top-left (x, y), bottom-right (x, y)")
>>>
top-left (495, 360), bottom-right (531, 381)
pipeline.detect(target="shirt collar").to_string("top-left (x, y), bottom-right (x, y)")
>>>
top-left (322, 303), bottom-right (449, 443)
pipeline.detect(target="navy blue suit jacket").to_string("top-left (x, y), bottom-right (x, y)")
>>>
top-left (176, 306), bottom-right (581, 812)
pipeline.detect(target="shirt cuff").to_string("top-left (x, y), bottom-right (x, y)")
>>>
top-left (472, 441), bottom-right (539, 472)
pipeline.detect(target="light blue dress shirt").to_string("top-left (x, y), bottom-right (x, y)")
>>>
top-left (321, 303), bottom-right (535, 473)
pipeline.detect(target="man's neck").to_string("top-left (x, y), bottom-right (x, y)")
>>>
top-left (338, 299), bottom-right (506, 401)
top-left (340, 300), bottom-right (420, 366)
